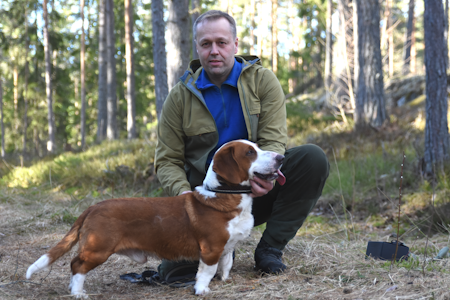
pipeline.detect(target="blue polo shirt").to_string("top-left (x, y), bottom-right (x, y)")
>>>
top-left (196, 58), bottom-right (248, 164)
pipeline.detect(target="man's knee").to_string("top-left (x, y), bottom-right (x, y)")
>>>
top-left (284, 144), bottom-right (329, 181)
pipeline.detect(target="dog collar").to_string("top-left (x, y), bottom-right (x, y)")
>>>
top-left (204, 185), bottom-right (252, 194)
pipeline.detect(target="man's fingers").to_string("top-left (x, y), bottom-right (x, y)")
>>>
top-left (249, 178), bottom-right (274, 197)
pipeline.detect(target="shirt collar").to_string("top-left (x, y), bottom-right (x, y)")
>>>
top-left (196, 58), bottom-right (242, 90)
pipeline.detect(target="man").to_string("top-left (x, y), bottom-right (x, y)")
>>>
top-left (154, 10), bottom-right (329, 283)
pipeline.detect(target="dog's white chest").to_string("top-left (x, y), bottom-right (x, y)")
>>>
top-left (224, 195), bottom-right (254, 252)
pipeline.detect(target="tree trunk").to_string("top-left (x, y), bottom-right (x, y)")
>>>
top-left (151, 0), bottom-right (169, 120)
top-left (97, 0), bottom-right (107, 142)
top-left (191, 0), bottom-right (200, 60)
top-left (257, 1), bottom-right (264, 59)
top-left (43, 0), bottom-right (56, 153)
top-left (386, 0), bottom-right (394, 77)
top-left (250, 0), bottom-right (256, 55)
top-left (0, 78), bottom-right (4, 158)
top-left (402, 0), bottom-right (415, 75)
top-left (424, 0), bottom-right (449, 175)
top-left (23, 6), bottom-right (30, 155)
top-left (410, 12), bottom-right (416, 74)
top-left (167, 0), bottom-right (190, 90)
top-left (353, 0), bottom-right (386, 129)
top-left (337, 0), bottom-right (355, 109)
top-left (80, 0), bottom-right (86, 148)
top-left (445, 0), bottom-right (449, 69)
top-left (106, 0), bottom-right (117, 140)
top-left (271, 0), bottom-right (278, 73)
top-left (13, 65), bottom-right (18, 131)
top-left (325, 0), bottom-right (333, 104)
top-left (125, 0), bottom-right (136, 139)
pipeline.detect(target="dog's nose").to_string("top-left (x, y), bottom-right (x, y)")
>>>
top-left (276, 154), bottom-right (284, 164)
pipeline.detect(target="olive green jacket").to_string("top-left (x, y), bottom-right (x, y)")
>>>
top-left (155, 55), bottom-right (287, 196)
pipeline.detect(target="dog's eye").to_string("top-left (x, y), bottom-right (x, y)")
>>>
top-left (246, 149), bottom-right (256, 156)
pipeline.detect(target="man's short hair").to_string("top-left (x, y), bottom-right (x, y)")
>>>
top-left (193, 10), bottom-right (237, 41)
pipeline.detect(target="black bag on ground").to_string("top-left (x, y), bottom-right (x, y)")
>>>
top-left (365, 241), bottom-right (409, 261)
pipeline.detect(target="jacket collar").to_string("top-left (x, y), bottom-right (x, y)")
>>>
top-left (180, 55), bottom-right (261, 85)
top-left (195, 58), bottom-right (243, 90)
top-left (179, 55), bottom-right (261, 103)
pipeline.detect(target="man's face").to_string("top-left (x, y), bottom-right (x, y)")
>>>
top-left (195, 18), bottom-right (238, 87)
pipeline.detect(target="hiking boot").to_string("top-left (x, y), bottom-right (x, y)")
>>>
top-left (157, 259), bottom-right (198, 286)
top-left (254, 238), bottom-right (287, 274)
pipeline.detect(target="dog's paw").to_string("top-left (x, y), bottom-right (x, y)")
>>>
top-left (220, 273), bottom-right (229, 281)
top-left (74, 292), bottom-right (88, 299)
top-left (194, 285), bottom-right (210, 296)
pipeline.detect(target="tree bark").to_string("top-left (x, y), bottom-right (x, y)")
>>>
top-left (151, 0), bottom-right (169, 120)
top-left (337, 0), bottom-right (355, 109)
top-left (13, 65), bottom-right (18, 130)
top-left (325, 0), bottom-right (333, 104)
top-left (424, 0), bottom-right (449, 175)
top-left (353, 0), bottom-right (386, 129)
top-left (167, 0), bottom-right (190, 90)
top-left (80, 0), bottom-right (87, 148)
top-left (43, 0), bottom-right (56, 153)
top-left (250, 0), bottom-right (256, 55)
top-left (191, 0), bottom-right (200, 60)
top-left (385, 0), bottom-right (394, 77)
top-left (23, 6), bottom-right (30, 154)
top-left (106, 0), bottom-right (117, 140)
top-left (125, 0), bottom-right (136, 139)
top-left (271, 0), bottom-right (278, 73)
top-left (97, 0), bottom-right (107, 142)
top-left (445, 0), bottom-right (449, 69)
top-left (410, 9), bottom-right (417, 74)
top-left (402, 0), bottom-right (415, 75)
top-left (0, 78), bottom-right (4, 158)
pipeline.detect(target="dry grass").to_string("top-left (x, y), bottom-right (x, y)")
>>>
top-left (1, 189), bottom-right (450, 300)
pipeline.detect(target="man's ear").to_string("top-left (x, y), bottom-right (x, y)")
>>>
top-left (212, 144), bottom-right (247, 185)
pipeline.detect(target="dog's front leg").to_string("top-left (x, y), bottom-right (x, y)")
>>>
top-left (69, 273), bottom-right (87, 298)
top-left (217, 251), bottom-right (233, 281)
top-left (194, 259), bottom-right (218, 295)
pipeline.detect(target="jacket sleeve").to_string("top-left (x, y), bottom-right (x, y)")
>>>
top-left (256, 69), bottom-right (287, 155)
top-left (154, 91), bottom-right (192, 197)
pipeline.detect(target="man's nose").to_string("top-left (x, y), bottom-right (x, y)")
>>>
top-left (210, 43), bottom-right (219, 54)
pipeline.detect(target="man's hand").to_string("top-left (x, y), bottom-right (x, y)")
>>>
top-left (250, 176), bottom-right (274, 198)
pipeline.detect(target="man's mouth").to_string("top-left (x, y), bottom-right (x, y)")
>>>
top-left (254, 170), bottom-right (286, 186)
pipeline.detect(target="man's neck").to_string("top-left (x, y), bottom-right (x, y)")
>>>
top-left (210, 74), bottom-right (228, 88)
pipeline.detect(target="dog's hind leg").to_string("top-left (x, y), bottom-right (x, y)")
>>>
top-left (194, 258), bottom-right (218, 295)
top-left (69, 251), bottom-right (111, 297)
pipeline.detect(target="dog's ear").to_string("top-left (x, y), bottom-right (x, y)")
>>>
top-left (212, 144), bottom-right (248, 185)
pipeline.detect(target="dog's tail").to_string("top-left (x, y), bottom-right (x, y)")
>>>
top-left (26, 208), bottom-right (91, 279)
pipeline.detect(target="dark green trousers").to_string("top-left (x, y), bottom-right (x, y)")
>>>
top-left (252, 144), bottom-right (329, 250)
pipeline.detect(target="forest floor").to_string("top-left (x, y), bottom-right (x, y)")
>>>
top-left (0, 188), bottom-right (449, 300)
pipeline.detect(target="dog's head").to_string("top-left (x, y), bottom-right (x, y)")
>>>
top-left (209, 140), bottom-right (285, 187)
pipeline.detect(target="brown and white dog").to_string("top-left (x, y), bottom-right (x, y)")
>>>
top-left (26, 140), bottom-right (285, 297)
